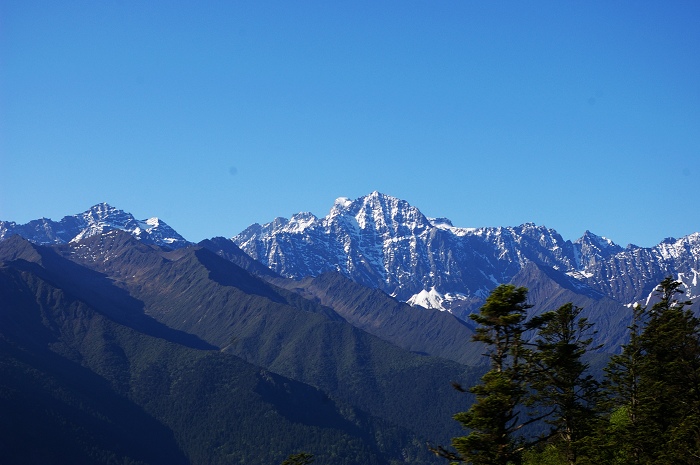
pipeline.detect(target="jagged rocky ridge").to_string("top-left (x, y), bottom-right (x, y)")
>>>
top-left (2, 195), bottom-right (698, 319)
top-left (3, 198), bottom-right (696, 462)
top-left (233, 192), bottom-right (700, 314)
top-left (0, 203), bottom-right (189, 250)
top-left (0, 232), bottom-right (482, 462)
top-left (0, 233), bottom-right (469, 464)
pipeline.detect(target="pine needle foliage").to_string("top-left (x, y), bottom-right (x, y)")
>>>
top-left (529, 303), bottom-right (600, 465)
top-left (433, 285), bottom-right (537, 465)
top-left (601, 276), bottom-right (700, 465)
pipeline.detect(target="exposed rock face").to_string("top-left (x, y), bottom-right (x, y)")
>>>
top-left (234, 192), bottom-right (700, 312)
top-left (0, 203), bottom-right (189, 249)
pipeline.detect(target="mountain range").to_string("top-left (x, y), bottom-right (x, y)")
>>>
top-left (0, 202), bottom-right (189, 249)
top-left (234, 192), bottom-right (699, 308)
top-left (0, 229), bottom-right (480, 464)
top-left (1, 193), bottom-right (698, 463)
top-left (233, 192), bottom-right (699, 338)
top-left (3, 194), bottom-right (699, 347)
top-left (3, 193), bottom-right (698, 347)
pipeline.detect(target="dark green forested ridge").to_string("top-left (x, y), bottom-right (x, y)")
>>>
top-left (0, 258), bottom-right (442, 464)
top-left (51, 232), bottom-right (482, 444)
top-left (0, 233), bottom-right (485, 464)
top-left (3, 231), bottom-right (698, 464)
top-left (268, 271), bottom-right (484, 365)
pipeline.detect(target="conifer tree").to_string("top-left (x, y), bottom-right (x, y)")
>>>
top-left (433, 284), bottom-right (541, 465)
top-left (529, 303), bottom-right (600, 465)
top-left (636, 277), bottom-right (700, 464)
top-left (602, 277), bottom-right (700, 464)
top-left (601, 302), bottom-right (647, 464)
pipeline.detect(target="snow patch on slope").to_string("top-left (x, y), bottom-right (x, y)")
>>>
top-left (407, 287), bottom-right (470, 312)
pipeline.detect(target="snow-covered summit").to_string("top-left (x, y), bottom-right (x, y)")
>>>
top-left (0, 204), bottom-right (189, 249)
top-left (569, 230), bottom-right (623, 269)
top-left (233, 192), bottom-right (700, 314)
top-left (233, 192), bottom-right (586, 301)
top-left (406, 287), bottom-right (470, 312)
top-left (326, 191), bottom-right (432, 234)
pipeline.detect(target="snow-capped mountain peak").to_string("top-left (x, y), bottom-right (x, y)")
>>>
top-left (406, 287), bottom-right (470, 312)
top-left (0, 204), bottom-right (189, 249)
top-left (235, 193), bottom-right (580, 301)
top-left (332, 196), bottom-right (353, 211)
top-left (575, 230), bottom-right (620, 252)
top-left (233, 192), bottom-right (700, 318)
top-left (407, 287), bottom-right (447, 311)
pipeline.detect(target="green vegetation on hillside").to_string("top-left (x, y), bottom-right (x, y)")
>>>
top-left (0, 259), bottom-right (442, 464)
top-left (436, 278), bottom-right (700, 465)
top-left (1, 235), bottom-right (484, 464)
top-left (4, 234), bottom-right (697, 464)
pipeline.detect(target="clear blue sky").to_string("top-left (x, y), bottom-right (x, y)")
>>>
top-left (2, 1), bottom-right (698, 247)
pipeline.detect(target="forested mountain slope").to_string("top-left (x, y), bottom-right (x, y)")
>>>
top-left (0, 234), bottom-right (483, 464)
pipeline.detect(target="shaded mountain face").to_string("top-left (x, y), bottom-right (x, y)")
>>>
top-left (4, 197), bottom-right (697, 352)
top-left (0, 203), bottom-right (189, 249)
top-left (2, 199), bottom-right (697, 462)
top-left (0, 250), bottom-right (443, 465)
top-left (232, 192), bottom-right (700, 315)
top-left (0, 234), bottom-right (482, 463)
top-left (198, 236), bottom-right (282, 279)
top-left (267, 271), bottom-right (483, 366)
top-left (54, 231), bottom-right (481, 441)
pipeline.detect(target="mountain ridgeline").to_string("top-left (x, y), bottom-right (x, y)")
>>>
top-left (234, 192), bottom-right (699, 310)
top-left (1, 194), bottom-right (699, 464)
top-left (0, 202), bottom-right (190, 249)
top-left (0, 233), bottom-right (481, 464)
top-left (233, 192), bottom-right (699, 345)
